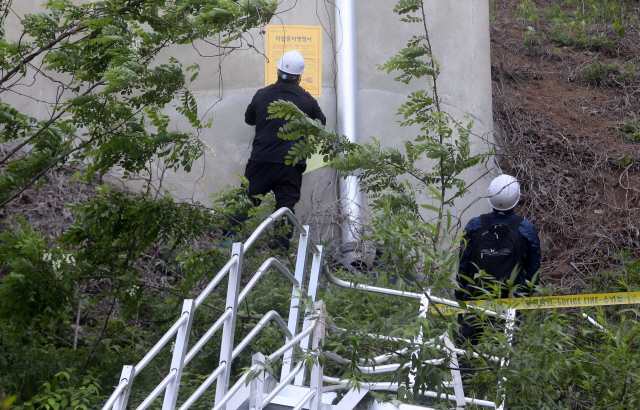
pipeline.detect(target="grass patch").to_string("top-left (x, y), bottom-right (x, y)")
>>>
top-left (517, 0), bottom-right (638, 25)
top-left (516, 0), bottom-right (639, 52)
top-left (619, 118), bottom-right (640, 142)
top-left (580, 60), bottom-right (638, 86)
top-left (549, 22), bottom-right (616, 52)
top-left (523, 26), bottom-right (547, 51)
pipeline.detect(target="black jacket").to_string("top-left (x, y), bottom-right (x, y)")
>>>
top-left (245, 79), bottom-right (326, 164)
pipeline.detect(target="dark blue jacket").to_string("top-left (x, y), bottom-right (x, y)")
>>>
top-left (456, 209), bottom-right (541, 300)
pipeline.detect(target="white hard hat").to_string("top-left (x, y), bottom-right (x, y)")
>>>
top-left (487, 174), bottom-right (520, 211)
top-left (277, 50), bottom-right (305, 75)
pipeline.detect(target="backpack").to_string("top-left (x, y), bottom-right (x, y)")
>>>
top-left (470, 214), bottom-right (524, 285)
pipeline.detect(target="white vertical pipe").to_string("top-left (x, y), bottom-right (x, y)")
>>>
top-left (335, 0), bottom-right (362, 247)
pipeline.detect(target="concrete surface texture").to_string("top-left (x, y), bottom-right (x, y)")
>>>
top-left (4, 0), bottom-right (495, 233)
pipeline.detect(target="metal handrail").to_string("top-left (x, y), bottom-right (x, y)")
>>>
top-left (323, 265), bottom-right (506, 318)
top-left (134, 313), bottom-right (189, 374)
top-left (262, 361), bottom-right (305, 407)
top-left (212, 318), bottom-right (319, 410)
top-left (101, 379), bottom-right (128, 410)
top-left (291, 388), bottom-right (317, 410)
top-left (194, 255), bottom-right (238, 308)
top-left (244, 207), bottom-right (319, 255)
top-left (231, 310), bottom-right (293, 360)
top-left (238, 257), bottom-right (301, 303)
top-left (102, 209), bottom-right (324, 410)
top-left (177, 363), bottom-right (226, 410)
top-left (321, 377), bottom-right (497, 408)
top-left (267, 317), bottom-right (318, 360)
top-left (325, 351), bottom-right (444, 374)
top-left (135, 369), bottom-right (177, 410)
top-left (358, 349), bottom-right (408, 366)
top-left (184, 309), bottom-right (232, 365)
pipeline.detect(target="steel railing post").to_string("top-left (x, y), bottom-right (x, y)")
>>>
top-left (113, 366), bottom-right (135, 410)
top-left (249, 353), bottom-right (266, 410)
top-left (215, 243), bottom-right (244, 408)
top-left (294, 245), bottom-right (323, 386)
top-left (408, 293), bottom-right (430, 389)
top-left (497, 307), bottom-right (516, 410)
top-left (444, 331), bottom-right (466, 408)
top-left (308, 301), bottom-right (326, 410)
top-left (281, 226), bottom-right (310, 382)
top-left (162, 299), bottom-right (196, 410)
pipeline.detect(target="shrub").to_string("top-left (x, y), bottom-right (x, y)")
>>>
top-left (516, 0), bottom-right (541, 24)
top-left (523, 26), bottom-right (547, 51)
top-left (619, 118), bottom-right (640, 142)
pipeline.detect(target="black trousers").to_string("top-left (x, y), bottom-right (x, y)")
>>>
top-left (456, 308), bottom-right (521, 377)
top-left (227, 160), bottom-right (306, 249)
top-left (245, 160), bottom-right (305, 210)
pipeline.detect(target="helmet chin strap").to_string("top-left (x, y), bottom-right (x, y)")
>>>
top-left (280, 72), bottom-right (298, 81)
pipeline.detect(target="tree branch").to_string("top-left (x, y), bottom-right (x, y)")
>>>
top-left (0, 81), bottom-right (104, 166)
top-left (0, 24), bottom-right (87, 85)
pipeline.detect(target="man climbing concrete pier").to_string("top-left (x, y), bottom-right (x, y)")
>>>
top-left (227, 50), bottom-right (326, 249)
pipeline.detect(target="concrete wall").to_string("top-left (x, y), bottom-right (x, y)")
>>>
top-left (4, 0), bottom-right (495, 231)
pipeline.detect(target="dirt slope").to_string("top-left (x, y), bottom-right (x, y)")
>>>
top-left (491, 0), bottom-right (640, 293)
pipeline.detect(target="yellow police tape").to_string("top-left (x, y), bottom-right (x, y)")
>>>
top-left (429, 291), bottom-right (640, 315)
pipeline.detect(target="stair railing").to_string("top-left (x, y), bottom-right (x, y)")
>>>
top-left (102, 208), bottom-right (323, 410)
top-left (102, 207), bottom-right (516, 410)
top-left (322, 265), bottom-right (515, 409)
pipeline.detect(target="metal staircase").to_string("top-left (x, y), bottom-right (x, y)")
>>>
top-left (101, 208), bottom-right (515, 410)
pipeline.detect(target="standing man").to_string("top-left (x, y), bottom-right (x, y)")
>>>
top-left (455, 174), bottom-right (541, 373)
top-left (235, 50), bottom-right (326, 249)
top-left (456, 174), bottom-right (541, 300)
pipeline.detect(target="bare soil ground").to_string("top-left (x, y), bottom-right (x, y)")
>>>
top-left (491, 0), bottom-right (640, 293)
top-left (0, 163), bottom-right (96, 238)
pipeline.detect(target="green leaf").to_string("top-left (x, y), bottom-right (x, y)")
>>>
top-left (613, 18), bottom-right (625, 37)
top-left (620, 156), bottom-right (632, 167)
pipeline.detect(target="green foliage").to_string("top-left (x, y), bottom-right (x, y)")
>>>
top-left (468, 309), bottom-right (640, 409)
top-left (516, 0), bottom-right (541, 24)
top-left (0, 108), bottom-right (76, 203)
top-left (0, 216), bottom-right (74, 330)
top-left (619, 117), bottom-right (640, 142)
top-left (60, 186), bottom-right (215, 269)
top-left (0, 0), bottom-right (277, 203)
top-left (589, 251), bottom-right (640, 293)
top-left (549, 21), bottom-right (616, 52)
top-left (563, 0), bottom-right (639, 24)
top-left (13, 369), bottom-right (101, 410)
top-left (209, 175), bottom-right (279, 237)
top-left (580, 60), bottom-right (639, 86)
top-left (523, 26), bottom-right (547, 50)
top-left (518, 0), bottom-right (637, 25)
top-left (515, 0), bottom-right (639, 53)
top-left (0, 1), bottom-right (282, 403)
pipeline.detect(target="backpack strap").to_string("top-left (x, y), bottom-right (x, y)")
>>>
top-left (479, 214), bottom-right (492, 228)
top-left (507, 215), bottom-right (524, 230)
